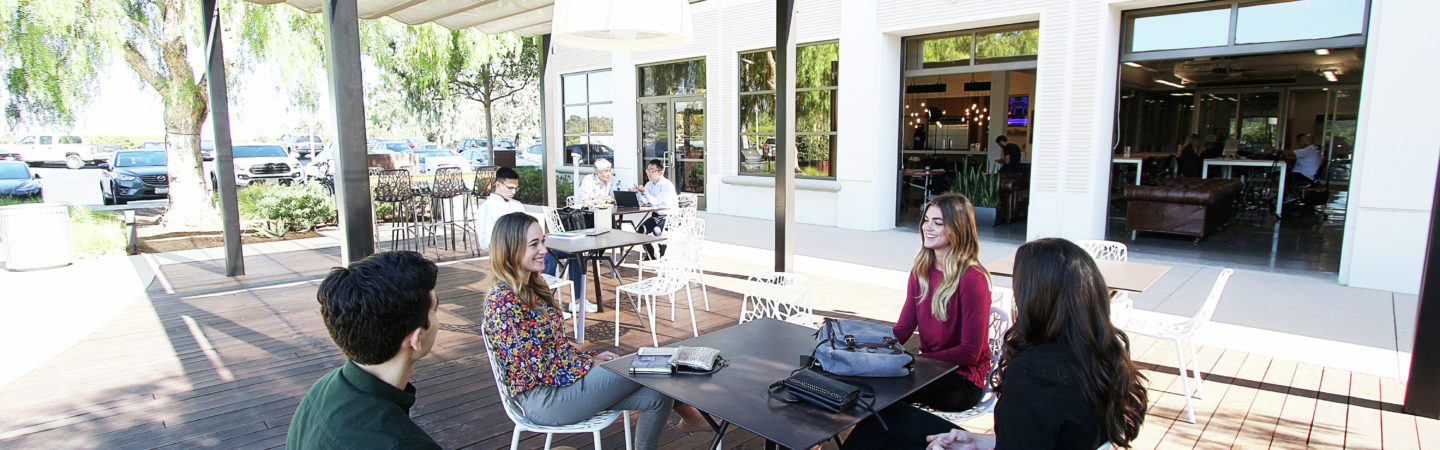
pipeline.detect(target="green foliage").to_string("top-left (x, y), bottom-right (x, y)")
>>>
top-left (513, 167), bottom-right (574, 205)
top-left (949, 164), bottom-right (1000, 208)
top-left (0, 195), bottom-right (42, 207)
top-left (234, 183), bottom-right (336, 237)
top-left (87, 135), bottom-right (163, 149)
top-left (0, 0), bottom-right (122, 127)
top-left (68, 205), bottom-right (126, 259)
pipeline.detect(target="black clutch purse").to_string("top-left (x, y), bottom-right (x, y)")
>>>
top-left (768, 368), bottom-right (860, 413)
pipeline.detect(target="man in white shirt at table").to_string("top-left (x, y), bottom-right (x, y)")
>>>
top-left (1284, 132), bottom-right (1323, 204)
top-left (629, 159), bottom-right (678, 260)
top-left (576, 158), bottom-right (620, 207)
top-left (478, 167), bottom-right (592, 312)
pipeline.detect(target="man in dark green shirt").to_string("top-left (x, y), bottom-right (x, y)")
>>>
top-left (288, 251), bottom-right (442, 449)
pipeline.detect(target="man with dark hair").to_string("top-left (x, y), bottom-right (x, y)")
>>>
top-left (629, 158), bottom-right (678, 259)
top-left (288, 251), bottom-right (441, 449)
top-left (994, 135), bottom-right (1025, 175)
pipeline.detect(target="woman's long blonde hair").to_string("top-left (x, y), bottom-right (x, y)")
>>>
top-left (911, 193), bottom-right (989, 322)
top-left (490, 212), bottom-right (557, 312)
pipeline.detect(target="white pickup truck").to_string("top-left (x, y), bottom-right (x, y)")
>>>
top-left (0, 134), bottom-right (108, 169)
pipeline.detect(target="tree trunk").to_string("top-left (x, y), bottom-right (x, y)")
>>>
top-left (482, 65), bottom-right (495, 165)
top-left (160, 82), bottom-right (217, 230)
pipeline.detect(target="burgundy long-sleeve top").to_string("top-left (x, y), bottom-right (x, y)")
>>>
top-left (893, 265), bottom-right (991, 388)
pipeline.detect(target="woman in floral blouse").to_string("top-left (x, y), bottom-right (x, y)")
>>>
top-left (482, 212), bottom-right (674, 449)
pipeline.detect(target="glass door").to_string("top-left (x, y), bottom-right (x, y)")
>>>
top-left (638, 97), bottom-right (707, 210)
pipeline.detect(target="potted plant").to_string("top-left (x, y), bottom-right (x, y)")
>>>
top-left (949, 164), bottom-right (1001, 226)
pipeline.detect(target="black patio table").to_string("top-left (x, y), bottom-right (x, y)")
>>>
top-left (601, 318), bottom-right (958, 449)
top-left (546, 228), bottom-right (665, 321)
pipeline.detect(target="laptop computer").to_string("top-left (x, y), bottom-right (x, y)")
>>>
top-left (613, 190), bottom-right (642, 208)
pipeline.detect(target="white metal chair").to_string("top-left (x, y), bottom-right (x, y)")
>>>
top-left (614, 241), bottom-right (701, 346)
top-left (1075, 240), bottom-right (1134, 326)
top-left (737, 272), bottom-right (813, 327)
top-left (636, 218), bottom-right (710, 312)
top-left (674, 193), bottom-right (698, 218)
top-left (481, 334), bottom-right (632, 450)
top-left (933, 289), bottom-right (1013, 424)
top-left (539, 273), bottom-right (581, 341)
top-left (1121, 268), bottom-right (1235, 424)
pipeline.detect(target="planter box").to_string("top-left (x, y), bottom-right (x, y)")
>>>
top-left (973, 206), bottom-right (999, 227)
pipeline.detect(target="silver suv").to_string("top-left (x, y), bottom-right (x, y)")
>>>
top-left (278, 134), bottom-right (322, 157)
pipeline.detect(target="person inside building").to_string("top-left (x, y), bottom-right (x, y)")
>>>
top-left (629, 159), bottom-right (679, 259)
top-left (842, 193), bottom-right (992, 449)
top-left (477, 167), bottom-right (591, 313)
top-left (287, 251), bottom-right (442, 449)
top-left (1284, 132), bottom-right (1323, 203)
top-left (1176, 133), bottom-right (1205, 177)
top-left (994, 136), bottom-right (1026, 175)
top-left (576, 158), bottom-right (620, 206)
top-left (482, 212), bottom-right (706, 449)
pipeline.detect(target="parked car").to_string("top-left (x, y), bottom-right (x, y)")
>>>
top-left (496, 137), bottom-right (516, 150)
top-left (0, 134), bottom-right (108, 169)
top-left (761, 137), bottom-right (775, 159)
top-left (278, 134), bottom-right (323, 157)
top-left (414, 150), bottom-right (468, 174)
top-left (459, 150), bottom-right (490, 171)
top-left (740, 147), bottom-right (764, 172)
top-left (200, 140), bottom-right (215, 161)
top-left (0, 149), bottom-right (21, 162)
top-left (458, 137), bottom-right (489, 151)
top-left (136, 141), bottom-right (165, 150)
top-left (564, 143), bottom-right (614, 165)
top-left (517, 144), bottom-right (543, 167)
top-left (208, 144), bottom-right (302, 187)
top-left (100, 150), bottom-right (168, 205)
top-left (0, 161), bottom-right (42, 199)
top-left (370, 140), bottom-right (412, 153)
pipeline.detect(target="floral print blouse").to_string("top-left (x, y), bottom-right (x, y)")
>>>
top-left (483, 282), bottom-right (595, 396)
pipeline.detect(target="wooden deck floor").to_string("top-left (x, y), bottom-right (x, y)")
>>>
top-left (1, 246), bottom-right (1436, 449)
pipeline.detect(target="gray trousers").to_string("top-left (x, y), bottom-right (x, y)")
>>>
top-left (516, 368), bottom-right (674, 449)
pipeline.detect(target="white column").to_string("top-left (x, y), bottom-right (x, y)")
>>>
top-left (836, 0), bottom-right (901, 231)
top-left (1338, 0), bottom-right (1440, 294)
top-left (1024, 1), bottom-right (1122, 242)
top-left (610, 52), bottom-right (640, 184)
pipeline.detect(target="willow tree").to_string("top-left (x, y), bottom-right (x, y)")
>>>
top-left (364, 23), bottom-right (538, 156)
top-left (0, 0), bottom-right (322, 229)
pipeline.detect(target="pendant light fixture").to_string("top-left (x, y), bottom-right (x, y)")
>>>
top-left (552, 0), bottom-right (695, 51)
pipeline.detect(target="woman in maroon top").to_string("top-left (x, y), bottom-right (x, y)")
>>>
top-left (842, 193), bottom-right (991, 449)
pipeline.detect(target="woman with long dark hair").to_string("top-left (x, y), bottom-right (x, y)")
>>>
top-left (841, 193), bottom-right (992, 448)
top-left (925, 238), bottom-right (1148, 449)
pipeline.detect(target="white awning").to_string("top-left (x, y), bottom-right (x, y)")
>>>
top-left (244, 0), bottom-right (557, 36)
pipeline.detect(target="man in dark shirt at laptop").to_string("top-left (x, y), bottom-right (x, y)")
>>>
top-left (287, 251), bottom-right (441, 449)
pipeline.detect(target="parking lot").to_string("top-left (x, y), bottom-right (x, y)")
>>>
top-left (30, 156), bottom-right (314, 206)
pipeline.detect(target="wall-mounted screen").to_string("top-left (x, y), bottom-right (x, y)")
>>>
top-left (1007, 95), bottom-right (1030, 126)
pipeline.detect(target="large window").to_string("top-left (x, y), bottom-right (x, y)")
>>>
top-left (1125, 0), bottom-right (1368, 58)
top-left (562, 70), bottom-right (613, 166)
top-left (737, 42), bottom-right (839, 178)
top-left (909, 23), bottom-right (1038, 70)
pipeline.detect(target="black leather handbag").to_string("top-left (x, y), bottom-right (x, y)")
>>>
top-left (768, 368), bottom-right (861, 413)
top-left (555, 207), bottom-right (594, 231)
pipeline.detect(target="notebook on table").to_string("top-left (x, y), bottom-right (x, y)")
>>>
top-left (628, 346), bottom-right (726, 375)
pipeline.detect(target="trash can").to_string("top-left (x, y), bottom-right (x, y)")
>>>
top-left (0, 203), bottom-right (73, 271)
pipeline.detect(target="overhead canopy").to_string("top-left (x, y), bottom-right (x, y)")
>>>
top-left (245, 0), bottom-right (557, 36)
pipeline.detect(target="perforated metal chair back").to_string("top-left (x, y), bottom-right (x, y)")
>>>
top-left (1075, 239), bottom-right (1129, 262)
top-left (432, 167), bottom-right (468, 199)
top-left (374, 169), bottom-right (413, 202)
top-left (738, 272), bottom-right (813, 326)
top-left (543, 207), bottom-right (566, 234)
top-left (473, 166), bottom-right (497, 197)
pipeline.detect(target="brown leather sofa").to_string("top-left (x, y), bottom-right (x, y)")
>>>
top-left (1124, 177), bottom-right (1242, 239)
top-left (998, 173), bottom-right (1029, 223)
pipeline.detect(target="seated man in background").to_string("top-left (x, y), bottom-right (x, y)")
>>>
top-left (287, 251), bottom-right (441, 449)
top-left (994, 135), bottom-right (1026, 175)
top-left (478, 167), bottom-right (591, 312)
top-left (1284, 132), bottom-right (1323, 203)
top-left (629, 159), bottom-right (679, 259)
top-left (576, 158), bottom-right (620, 206)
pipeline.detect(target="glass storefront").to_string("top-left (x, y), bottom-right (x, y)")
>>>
top-left (737, 42), bottom-right (839, 178)
top-left (638, 59), bottom-right (708, 210)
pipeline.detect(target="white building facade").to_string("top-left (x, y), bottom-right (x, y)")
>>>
top-left (542, 0), bottom-right (1440, 295)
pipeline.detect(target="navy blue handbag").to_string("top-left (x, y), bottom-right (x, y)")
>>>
top-left (812, 318), bottom-right (915, 377)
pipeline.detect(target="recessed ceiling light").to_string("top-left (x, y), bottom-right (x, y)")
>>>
top-left (1124, 62), bottom-right (1144, 68)
top-left (1323, 70), bottom-right (1338, 82)
top-left (1155, 79), bottom-right (1186, 88)
top-left (1315, 48), bottom-right (1331, 55)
